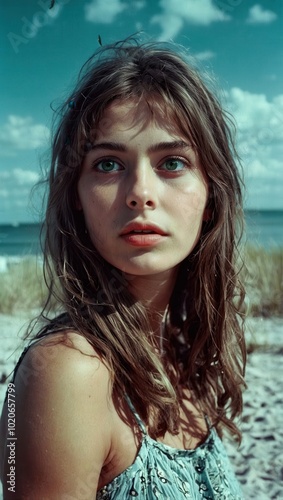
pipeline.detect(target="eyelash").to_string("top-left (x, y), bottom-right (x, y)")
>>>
top-left (159, 157), bottom-right (191, 171)
top-left (91, 156), bottom-right (192, 173)
top-left (91, 159), bottom-right (122, 172)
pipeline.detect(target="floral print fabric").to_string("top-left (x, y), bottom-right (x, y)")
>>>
top-left (97, 400), bottom-right (243, 500)
top-left (8, 343), bottom-right (243, 499)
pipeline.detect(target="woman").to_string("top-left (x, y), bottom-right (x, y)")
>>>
top-left (0, 38), bottom-right (246, 499)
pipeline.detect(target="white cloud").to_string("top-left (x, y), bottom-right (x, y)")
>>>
top-left (0, 169), bottom-right (40, 188)
top-left (0, 189), bottom-right (9, 198)
top-left (0, 187), bottom-right (32, 223)
top-left (0, 168), bottom-right (40, 221)
top-left (85, 0), bottom-right (126, 24)
top-left (0, 116), bottom-right (49, 155)
top-left (246, 158), bottom-right (270, 179)
top-left (194, 50), bottom-right (215, 61)
top-left (225, 87), bottom-right (283, 207)
top-left (151, 0), bottom-right (230, 40)
top-left (13, 168), bottom-right (40, 185)
top-left (151, 14), bottom-right (183, 41)
top-left (227, 88), bottom-right (283, 141)
top-left (132, 0), bottom-right (146, 9)
top-left (246, 4), bottom-right (277, 24)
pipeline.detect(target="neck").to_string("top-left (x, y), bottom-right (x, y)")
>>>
top-left (127, 267), bottom-right (178, 333)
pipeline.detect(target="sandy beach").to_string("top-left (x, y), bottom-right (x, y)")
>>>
top-left (0, 313), bottom-right (282, 499)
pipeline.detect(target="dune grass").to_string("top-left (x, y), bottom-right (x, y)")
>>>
top-left (0, 257), bottom-right (48, 314)
top-left (242, 246), bottom-right (283, 317)
top-left (0, 247), bottom-right (282, 317)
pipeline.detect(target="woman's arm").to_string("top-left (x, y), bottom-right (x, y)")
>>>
top-left (0, 332), bottom-right (113, 499)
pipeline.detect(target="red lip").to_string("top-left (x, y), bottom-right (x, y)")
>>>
top-left (119, 221), bottom-right (168, 247)
top-left (120, 222), bottom-right (167, 236)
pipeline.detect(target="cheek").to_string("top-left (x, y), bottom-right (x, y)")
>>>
top-left (170, 171), bottom-right (208, 210)
top-left (85, 212), bottom-right (106, 250)
top-left (79, 188), bottom-right (116, 243)
top-left (174, 185), bottom-right (208, 219)
top-left (78, 184), bottom-right (108, 217)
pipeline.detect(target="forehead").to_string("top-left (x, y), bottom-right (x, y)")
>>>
top-left (94, 98), bottom-right (188, 141)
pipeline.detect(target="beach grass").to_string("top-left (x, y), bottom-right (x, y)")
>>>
top-left (0, 257), bottom-right (48, 314)
top-left (243, 246), bottom-right (283, 317)
top-left (0, 247), bottom-right (282, 317)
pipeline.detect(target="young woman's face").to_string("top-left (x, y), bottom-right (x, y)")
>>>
top-left (77, 100), bottom-right (209, 277)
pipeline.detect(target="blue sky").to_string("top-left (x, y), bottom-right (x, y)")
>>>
top-left (0, 0), bottom-right (282, 223)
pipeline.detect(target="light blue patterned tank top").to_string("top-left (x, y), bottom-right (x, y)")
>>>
top-left (97, 397), bottom-right (243, 499)
top-left (7, 340), bottom-right (243, 499)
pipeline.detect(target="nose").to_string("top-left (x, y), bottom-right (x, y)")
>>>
top-left (125, 163), bottom-right (157, 210)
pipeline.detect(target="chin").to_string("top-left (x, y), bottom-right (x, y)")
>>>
top-left (114, 259), bottom-right (180, 277)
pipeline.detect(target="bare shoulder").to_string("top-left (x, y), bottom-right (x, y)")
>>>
top-left (15, 330), bottom-right (112, 413)
top-left (18, 329), bottom-right (110, 380)
top-left (0, 330), bottom-right (113, 499)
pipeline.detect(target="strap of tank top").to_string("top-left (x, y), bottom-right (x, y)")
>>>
top-left (204, 414), bottom-right (213, 432)
top-left (124, 395), bottom-right (147, 435)
top-left (7, 316), bottom-right (73, 385)
top-left (4, 334), bottom-right (54, 403)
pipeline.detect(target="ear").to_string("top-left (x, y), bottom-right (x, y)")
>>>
top-left (203, 208), bottom-right (212, 221)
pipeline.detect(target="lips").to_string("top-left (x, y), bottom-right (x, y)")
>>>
top-left (120, 222), bottom-right (167, 236)
top-left (120, 222), bottom-right (168, 247)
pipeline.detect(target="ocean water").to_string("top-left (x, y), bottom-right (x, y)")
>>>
top-left (0, 223), bottom-right (42, 257)
top-left (0, 211), bottom-right (282, 261)
top-left (244, 210), bottom-right (283, 248)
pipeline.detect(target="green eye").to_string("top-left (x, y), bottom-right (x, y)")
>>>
top-left (163, 159), bottom-right (185, 171)
top-left (95, 160), bottom-right (120, 172)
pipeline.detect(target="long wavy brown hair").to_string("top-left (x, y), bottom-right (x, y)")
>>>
top-left (33, 38), bottom-right (246, 442)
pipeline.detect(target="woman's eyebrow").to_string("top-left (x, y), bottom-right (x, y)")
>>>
top-left (88, 140), bottom-right (192, 153)
top-left (88, 142), bottom-right (127, 152)
top-left (148, 140), bottom-right (192, 153)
